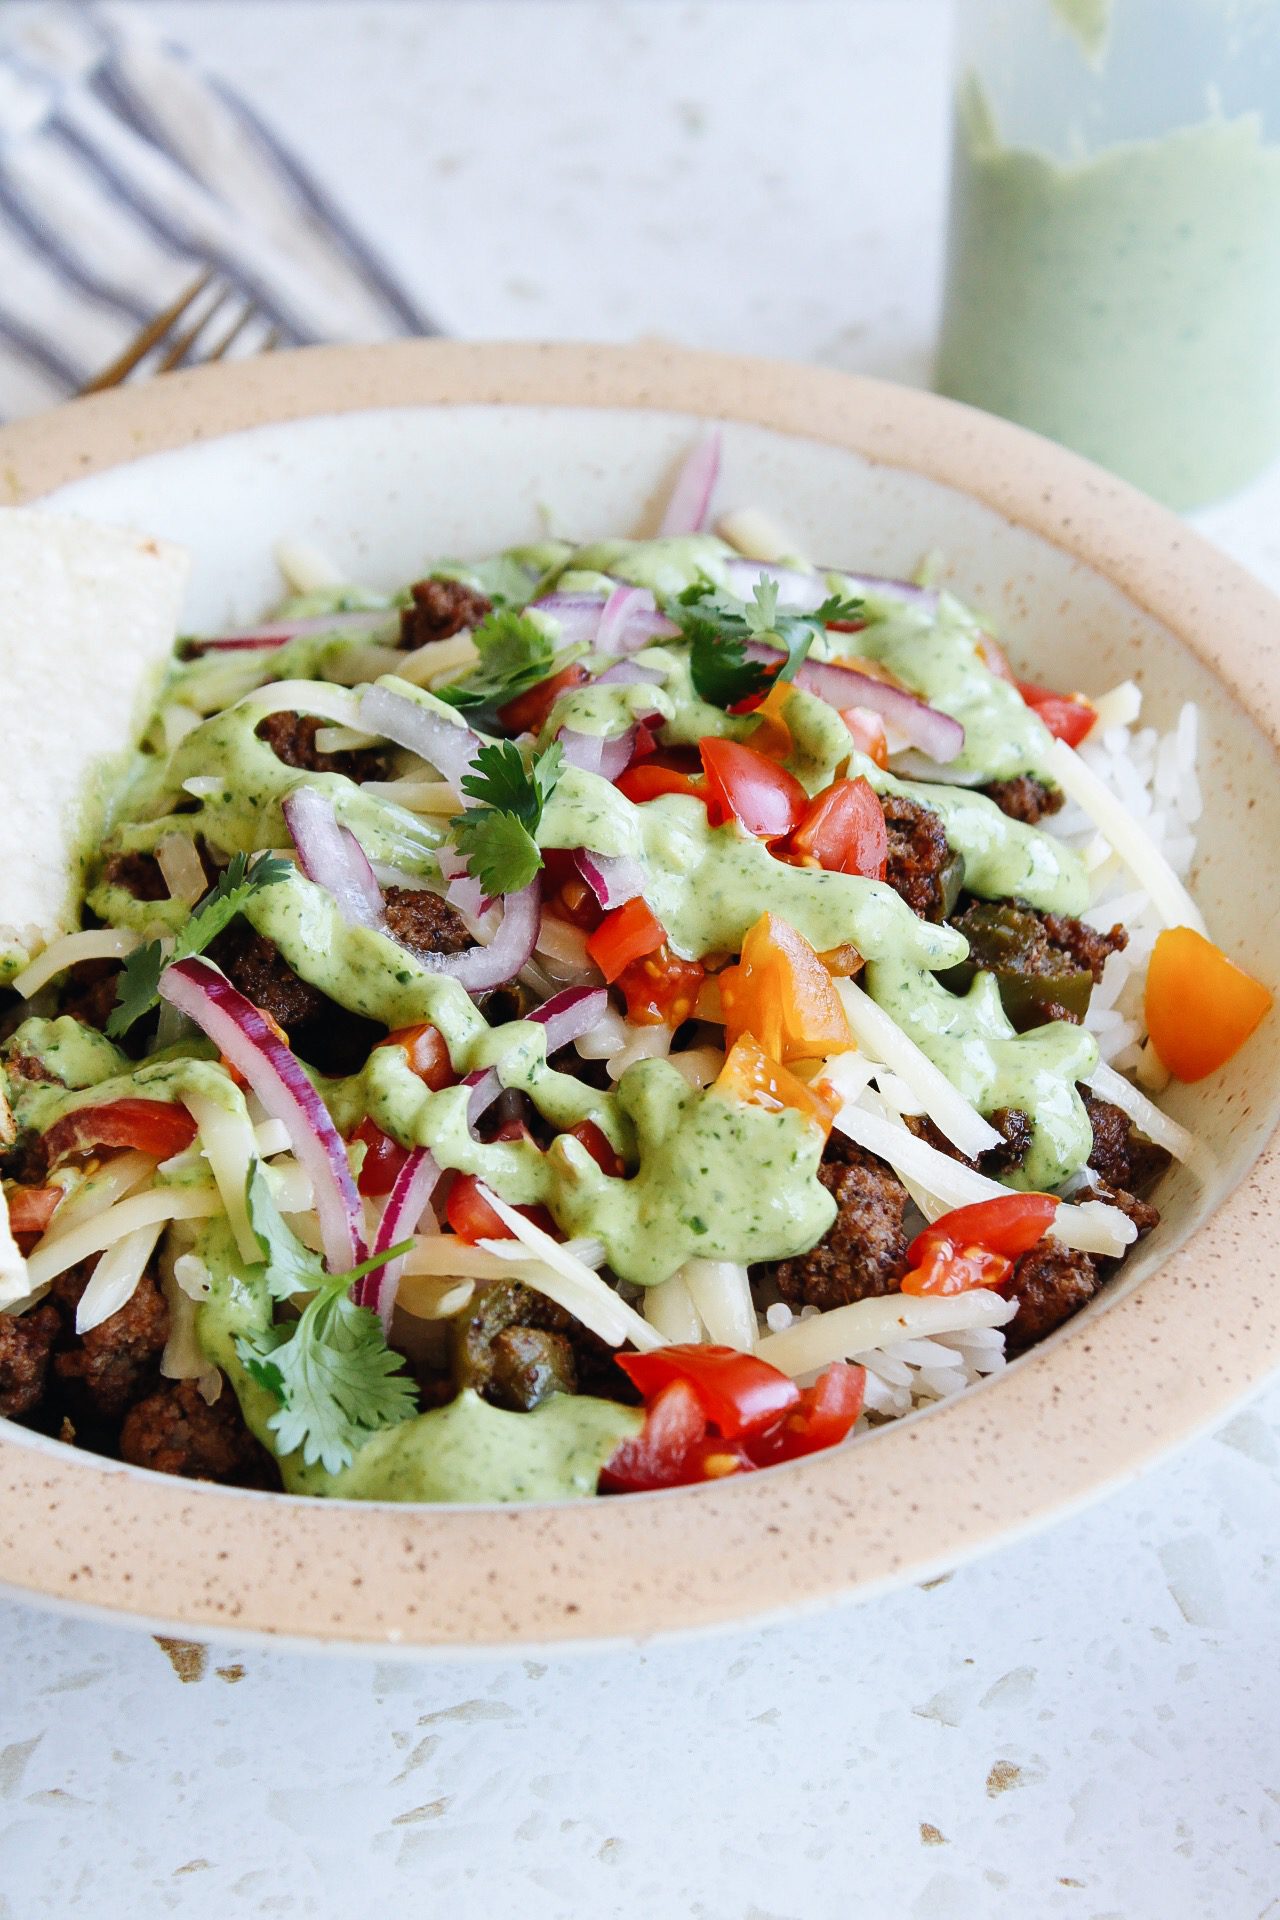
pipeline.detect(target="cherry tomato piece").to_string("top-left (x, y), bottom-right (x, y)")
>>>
top-left (699, 738), bottom-right (808, 839)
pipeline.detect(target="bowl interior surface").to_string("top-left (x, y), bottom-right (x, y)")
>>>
top-left (43, 402), bottom-right (1280, 1284)
top-left (0, 347), bottom-right (1277, 1650)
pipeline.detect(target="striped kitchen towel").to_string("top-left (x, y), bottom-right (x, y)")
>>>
top-left (0, 4), bottom-right (437, 420)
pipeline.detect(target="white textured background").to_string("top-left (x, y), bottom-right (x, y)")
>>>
top-left (3, 5), bottom-right (1280, 1916)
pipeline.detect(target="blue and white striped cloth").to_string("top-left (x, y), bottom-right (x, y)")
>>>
top-left (0, 5), bottom-right (436, 419)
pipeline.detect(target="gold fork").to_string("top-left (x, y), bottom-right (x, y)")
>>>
top-left (79, 269), bottom-right (281, 394)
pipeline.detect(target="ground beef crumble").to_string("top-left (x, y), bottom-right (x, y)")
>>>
top-left (980, 775), bottom-right (1064, 825)
top-left (880, 793), bottom-right (965, 921)
top-left (1004, 1243), bottom-right (1101, 1353)
top-left (0, 1300), bottom-right (61, 1419)
top-left (255, 710), bottom-right (389, 783)
top-left (771, 1133), bottom-right (910, 1311)
top-left (120, 1378), bottom-right (278, 1487)
top-left (399, 578), bottom-right (492, 651)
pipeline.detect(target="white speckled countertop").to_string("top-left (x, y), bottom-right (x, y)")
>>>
top-left (3, 5), bottom-right (1279, 1915)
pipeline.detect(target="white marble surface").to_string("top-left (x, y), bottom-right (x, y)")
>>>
top-left (3, 3), bottom-right (1280, 1915)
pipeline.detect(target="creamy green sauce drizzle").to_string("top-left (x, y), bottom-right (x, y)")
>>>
top-left (196, 1218), bottom-right (640, 1502)
top-left (7, 529), bottom-right (1118, 1495)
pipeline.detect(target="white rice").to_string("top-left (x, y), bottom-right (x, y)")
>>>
top-left (1043, 692), bottom-right (1203, 1074)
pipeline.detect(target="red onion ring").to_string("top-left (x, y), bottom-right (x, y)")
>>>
top-left (355, 1146), bottom-right (442, 1328)
top-left (558, 727), bottom-right (637, 780)
top-left (190, 609), bottom-right (395, 654)
top-left (659, 429), bottom-right (721, 535)
top-left (464, 985), bottom-right (609, 1129)
top-left (723, 556), bottom-right (940, 614)
top-left (746, 643), bottom-right (964, 763)
top-left (283, 787), bottom-right (385, 929)
top-left (416, 877), bottom-right (542, 994)
top-left (359, 683), bottom-right (484, 790)
top-left (158, 958), bottom-right (366, 1273)
top-left (596, 585), bottom-right (679, 654)
top-left (574, 850), bottom-right (644, 910)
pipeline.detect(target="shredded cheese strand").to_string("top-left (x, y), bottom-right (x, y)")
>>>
top-left (757, 1289), bottom-right (1015, 1379)
top-left (10, 927), bottom-right (140, 1000)
top-left (1047, 737), bottom-right (1207, 935)
top-left (24, 1188), bottom-right (221, 1290)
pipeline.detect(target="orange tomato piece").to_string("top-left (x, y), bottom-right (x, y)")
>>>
top-left (718, 912), bottom-right (852, 1065)
top-left (714, 1033), bottom-right (838, 1135)
top-left (745, 681), bottom-right (795, 763)
top-left (1145, 925), bottom-right (1272, 1082)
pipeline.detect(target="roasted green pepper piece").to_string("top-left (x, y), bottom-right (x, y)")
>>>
top-left (941, 898), bottom-right (1095, 1032)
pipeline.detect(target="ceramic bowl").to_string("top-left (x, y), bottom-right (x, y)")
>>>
top-left (2, 342), bottom-right (1278, 1651)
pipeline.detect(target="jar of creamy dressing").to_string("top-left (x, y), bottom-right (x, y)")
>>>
top-left (936, 0), bottom-right (1280, 508)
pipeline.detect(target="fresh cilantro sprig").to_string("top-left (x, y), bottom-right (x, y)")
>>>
top-left (434, 608), bottom-right (559, 713)
top-left (666, 579), bottom-right (865, 710)
top-left (107, 850), bottom-right (290, 1040)
top-left (450, 739), bottom-right (563, 895)
top-left (236, 1164), bottom-right (418, 1475)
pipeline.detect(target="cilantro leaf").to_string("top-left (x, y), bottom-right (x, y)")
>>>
top-left (238, 1159), bottom-right (419, 1473)
top-left (238, 1281), bottom-right (418, 1476)
top-left (666, 580), bottom-right (866, 710)
top-left (434, 608), bottom-right (557, 712)
top-left (107, 850), bottom-right (290, 1040)
top-left (450, 740), bottom-right (563, 895)
top-left (452, 810), bottom-right (542, 896)
top-left (244, 1161), bottom-right (328, 1301)
top-left (669, 581), bottom-right (773, 709)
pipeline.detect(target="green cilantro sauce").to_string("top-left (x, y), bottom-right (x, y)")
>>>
top-left (8, 531), bottom-right (1110, 1496)
top-left (195, 1218), bottom-right (641, 1502)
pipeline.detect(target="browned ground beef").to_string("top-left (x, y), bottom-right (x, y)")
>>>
top-left (255, 711), bottom-right (388, 783)
top-left (57, 959), bottom-right (125, 1034)
top-left (906, 1108), bottom-right (1035, 1179)
top-left (1041, 912), bottom-right (1128, 983)
top-left (980, 776), bottom-right (1064, 825)
top-left (399, 578), bottom-right (492, 650)
top-left (206, 921), bottom-right (333, 1030)
top-left (51, 1263), bottom-right (170, 1420)
top-left (0, 1130), bottom-right (50, 1184)
top-left (120, 1378), bottom-right (278, 1486)
top-left (1079, 1088), bottom-right (1171, 1193)
top-left (1005, 1243), bottom-right (1100, 1352)
top-left (101, 851), bottom-right (169, 901)
top-left (880, 794), bottom-right (960, 921)
top-left (383, 885), bottom-right (474, 959)
top-left (772, 1134), bottom-right (910, 1310)
top-left (0, 1301), bottom-right (61, 1418)
top-left (452, 1278), bottom-right (633, 1411)
top-left (205, 921), bottom-right (382, 1074)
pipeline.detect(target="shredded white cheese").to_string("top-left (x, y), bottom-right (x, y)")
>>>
top-left (681, 1259), bottom-right (756, 1350)
top-left (830, 982), bottom-right (1002, 1159)
top-left (756, 1289), bottom-right (1015, 1379)
top-left (475, 1186), bottom-right (662, 1349)
top-left (10, 927), bottom-right (140, 1000)
top-left (76, 1221), bottom-right (164, 1333)
top-left (1047, 737), bottom-right (1207, 934)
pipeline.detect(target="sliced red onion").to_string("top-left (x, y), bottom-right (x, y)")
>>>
top-left (355, 1147), bottom-right (442, 1328)
top-left (283, 787), bottom-right (385, 929)
top-left (445, 874), bottom-right (494, 921)
top-left (464, 985), bottom-right (609, 1130)
top-left (659, 429), bottom-right (721, 535)
top-left (528, 592), bottom-right (606, 648)
top-left (722, 556), bottom-right (940, 614)
top-left (592, 660), bottom-right (665, 689)
top-left (192, 609), bottom-right (395, 653)
top-left (359, 683), bottom-right (483, 790)
top-left (434, 842), bottom-right (470, 882)
top-left (158, 957), bottom-right (366, 1272)
top-left (836, 571), bottom-right (940, 612)
top-left (558, 726), bottom-right (637, 780)
top-left (746, 643), bottom-right (965, 763)
top-left (595, 585), bottom-right (679, 655)
top-left (414, 877), bottom-right (541, 993)
top-left (575, 849), bottom-right (644, 910)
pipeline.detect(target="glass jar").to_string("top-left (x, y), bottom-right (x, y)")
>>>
top-left (936, 0), bottom-right (1280, 508)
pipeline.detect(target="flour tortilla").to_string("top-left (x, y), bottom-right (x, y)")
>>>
top-left (0, 510), bottom-right (190, 984)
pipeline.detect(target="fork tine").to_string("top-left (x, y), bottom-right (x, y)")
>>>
top-left (155, 284), bottom-right (235, 374)
top-left (79, 268), bottom-right (216, 394)
top-left (198, 297), bottom-right (259, 367)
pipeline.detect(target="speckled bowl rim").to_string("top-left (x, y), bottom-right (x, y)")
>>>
top-left (1, 340), bottom-right (1278, 1652)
